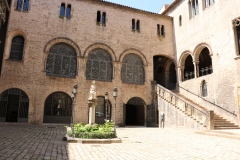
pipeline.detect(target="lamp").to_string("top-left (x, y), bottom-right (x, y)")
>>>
top-left (105, 92), bottom-right (108, 120)
top-left (71, 84), bottom-right (78, 138)
top-left (113, 87), bottom-right (118, 131)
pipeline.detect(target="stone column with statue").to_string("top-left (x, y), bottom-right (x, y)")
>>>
top-left (88, 80), bottom-right (97, 124)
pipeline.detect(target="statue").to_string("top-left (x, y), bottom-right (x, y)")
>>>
top-left (88, 80), bottom-right (96, 100)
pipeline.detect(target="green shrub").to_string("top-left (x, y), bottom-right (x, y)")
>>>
top-left (71, 120), bottom-right (116, 139)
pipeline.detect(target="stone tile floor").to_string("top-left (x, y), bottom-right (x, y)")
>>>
top-left (0, 124), bottom-right (240, 160)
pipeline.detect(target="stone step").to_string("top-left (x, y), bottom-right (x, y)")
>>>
top-left (195, 130), bottom-right (240, 140)
top-left (214, 127), bottom-right (240, 130)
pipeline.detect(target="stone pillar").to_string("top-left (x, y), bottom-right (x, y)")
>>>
top-left (193, 61), bottom-right (199, 78)
top-left (178, 66), bottom-right (184, 82)
top-left (88, 98), bottom-right (97, 125)
top-left (206, 110), bottom-right (214, 130)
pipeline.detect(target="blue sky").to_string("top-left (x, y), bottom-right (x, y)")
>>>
top-left (105, 0), bottom-right (174, 13)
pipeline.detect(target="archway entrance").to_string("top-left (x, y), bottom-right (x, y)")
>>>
top-left (0, 88), bottom-right (29, 122)
top-left (43, 92), bottom-right (72, 124)
top-left (125, 97), bottom-right (145, 126)
top-left (153, 56), bottom-right (177, 90)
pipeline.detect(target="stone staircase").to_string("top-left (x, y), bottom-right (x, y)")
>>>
top-left (174, 92), bottom-right (240, 130)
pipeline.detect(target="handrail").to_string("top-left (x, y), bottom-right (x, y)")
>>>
top-left (157, 84), bottom-right (206, 115)
top-left (177, 84), bottom-right (237, 117)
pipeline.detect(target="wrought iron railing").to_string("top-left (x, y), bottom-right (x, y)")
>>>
top-left (157, 84), bottom-right (207, 126)
top-left (177, 84), bottom-right (237, 117)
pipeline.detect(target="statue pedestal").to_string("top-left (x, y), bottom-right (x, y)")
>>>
top-left (88, 98), bottom-right (97, 125)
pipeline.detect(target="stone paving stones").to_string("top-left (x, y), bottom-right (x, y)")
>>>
top-left (1, 124), bottom-right (240, 159)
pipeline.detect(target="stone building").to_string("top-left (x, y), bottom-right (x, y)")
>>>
top-left (0, 0), bottom-right (239, 130)
top-left (0, 0), bottom-right (175, 126)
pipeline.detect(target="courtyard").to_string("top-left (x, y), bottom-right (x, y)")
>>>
top-left (0, 124), bottom-right (240, 160)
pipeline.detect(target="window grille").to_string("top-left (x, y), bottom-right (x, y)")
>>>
top-left (46, 43), bottom-right (77, 78)
top-left (66, 4), bottom-right (71, 19)
top-left (121, 53), bottom-right (145, 84)
top-left (86, 49), bottom-right (113, 81)
top-left (10, 36), bottom-right (24, 60)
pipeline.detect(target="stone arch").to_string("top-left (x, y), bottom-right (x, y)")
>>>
top-left (164, 59), bottom-right (177, 89)
top-left (43, 91), bottom-right (72, 124)
top-left (179, 50), bottom-right (193, 67)
top-left (193, 43), bottom-right (213, 62)
top-left (83, 43), bottom-right (116, 61)
top-left (119, 48), bottom-right (148, 66)
top-left (0, 88), bottom-right (29, 122)
top-left (44, 37), bottom-right (81, 57)
top-left (125, 97), bottom-right (146, 126)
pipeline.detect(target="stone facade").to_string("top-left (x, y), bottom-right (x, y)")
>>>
top-left (0, 0), bottom-right (174, 124)
top-left (162, 0), bottom-right (240, 125)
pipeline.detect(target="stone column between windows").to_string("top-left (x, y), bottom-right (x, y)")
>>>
top-left (178, 66), bottom-right (185, 83)
top-left (193, 61), bottom-right (199, 78)
top-left (175, 66), bottom-right (179, 86)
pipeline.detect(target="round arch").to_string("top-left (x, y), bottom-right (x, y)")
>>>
top-left (43, 92), bottom-right (72, 124)
top-left (119, 48), bottom-right (148, 66)
top-left (125, 97), bottom-right (146, 126)
top-left (179, 50), bottom-right (193, 67)
top-left (83, 43), bottom-right (116, 61)
top-left (0, 88), bottom-right (29, 122)
top-left (44, 37), bottom-right (81, 57)
top-left (193, 43), bottom-right (213, 62)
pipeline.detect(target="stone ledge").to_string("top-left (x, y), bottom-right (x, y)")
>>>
top-left (67, 137), bottom-right (122, 144)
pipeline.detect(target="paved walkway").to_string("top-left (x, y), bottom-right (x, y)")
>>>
top-left (1, 124), bottom-right (240, 160)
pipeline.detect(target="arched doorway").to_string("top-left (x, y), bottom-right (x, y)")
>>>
top-left (95, 96), bottom-right (112, 124)
top-left (0, 88), bottom-right (29, 122)
top-left (153, 56), bottom-right (177, 90)
top-left (43, 92), bottom-right (72, 124)
top-left (125, 97), bottom-right (145, 126)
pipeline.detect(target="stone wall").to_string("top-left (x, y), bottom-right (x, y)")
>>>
top-left (165, 0), bottom-right (240, 125)
top-left (0, 0), bottom-right (174, 124)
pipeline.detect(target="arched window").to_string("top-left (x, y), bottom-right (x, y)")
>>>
top-left (60, 3), bottom-right (65, 17)
top-left (184, 55), bottom-right (194, 81)
top-left (132, 19), bottom-right (135, 30)
top-left (136, 20), bottom-right (140, 32)
top-left (121, 53), bottom-right (145, 84)
top-left (201, 80), bottom-right (208, 97)
top-left (198, 47), bottom-right (212, 77)
top-left (46, 43), bottom-right (77, 78)
top-left (86, 48), bottom-right (113, 81)
top-left (179, 15), bottom-right (182, 26)
top-left (16, 0), bottom-right (23, 10)
top-left (66, 4), bottom-right (71, 19)
top-left (10, 36), bottom-right (24, 60)
top-left (23, 0), bottom-right (30, 11)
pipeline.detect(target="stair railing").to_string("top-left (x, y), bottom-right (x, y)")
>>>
top-left (177, 84), bottom-right (237, 117)
top-left (157, 84), bottom-right (208, 127)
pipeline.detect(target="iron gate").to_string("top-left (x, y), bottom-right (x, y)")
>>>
top-left (0, 88), bottom-right (29, 122)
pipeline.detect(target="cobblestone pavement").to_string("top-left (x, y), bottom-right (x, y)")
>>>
top-left (1, 124), bottom-right (240, 160)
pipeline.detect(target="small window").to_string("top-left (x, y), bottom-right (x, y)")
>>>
top-left (236, 26), bottom-right (240, 55)
top-left (233, 18), bottom-right (240, 56)
top-left (97, 11), bottom-right (101, 24)
top-left (132, 19), bottom-right (135, 30)
top-left (16, 0), bottom-right (23, 10)
top-left (23, 0), bottom-right (30, 11)
top-left (136, 20), bottom-right (140, 32)
top-left (204, 0), bottom-right (214, 8)
top-left (201, 80), bottom-right (208, 97)
top-left (179, 15), bottom-right (182, 26)
top-left (10, 36), bottom-right (25, 60)
top-left (60, 3), bottom-right (65, 17)
top-left (157, 24), bottom-right (160, 35)
top-left (66, 4), bottom-right (71, 19)
top-left (161, 25), bottom-right (165, 37)
top-left (102, 12), bottom-right (106, 26)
